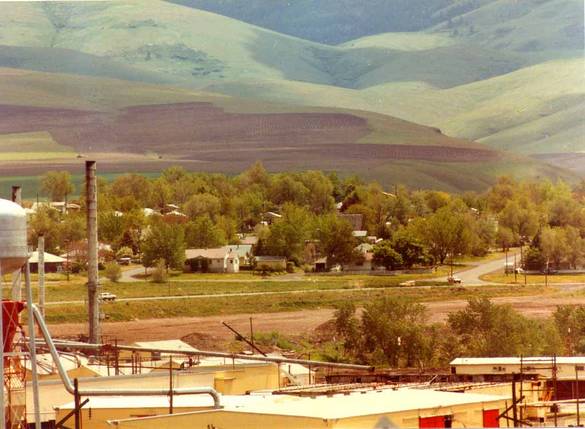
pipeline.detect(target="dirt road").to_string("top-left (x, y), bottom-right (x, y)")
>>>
top-left (49, 294), bottom-right (585, 347)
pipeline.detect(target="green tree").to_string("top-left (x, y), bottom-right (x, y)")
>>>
top-left (361, 298), bottom-right (429, 367)
top-left (415, 205), bottom-right (472, 264)
top-left (448, 298), bottom-right (544, 357)
top-left (41, 171), bottom-right (74, 201)
top-left (185, 216), bottom-right (226, 248)
top-left (269, 174), bottom-right (309, 206)
top-left (540, 226), bottom-right (569, 268)
top-left (141, 220), bottom-right (185, 270)
top-left (104, 262), bottom-right (122, 282)
top-left (392, 228), bottom-right (427, 268)
top-left (265, 204), bottom-right (314, 263)
top-left (372, 242), bottom-right (403, 270)
top-left (184, 193), bottom-right (222, 221)
top-left (315, 214), bottom-right (356, 268)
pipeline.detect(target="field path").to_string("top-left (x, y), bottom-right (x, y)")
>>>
top-left (48, 294), bottom-right (585, 346)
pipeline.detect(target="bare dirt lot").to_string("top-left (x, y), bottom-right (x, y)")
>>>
top-left (49, 295), bottom-right (585, 349)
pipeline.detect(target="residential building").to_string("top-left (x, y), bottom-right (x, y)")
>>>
top-left (184, 248), bottom-right (240, 273)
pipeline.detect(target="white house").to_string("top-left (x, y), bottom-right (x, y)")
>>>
top-left (185, 248), bottom-right (240, 273)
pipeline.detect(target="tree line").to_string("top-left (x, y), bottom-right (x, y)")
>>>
top-left (29, 164), bottom-right (585, 271)
top-left (332, 298), bottom-right (585, 368)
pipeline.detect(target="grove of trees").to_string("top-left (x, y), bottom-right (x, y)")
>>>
top-left (333, 298), bottom-right (583, 368)
top-left (27, 164), bottom-right (584, 272)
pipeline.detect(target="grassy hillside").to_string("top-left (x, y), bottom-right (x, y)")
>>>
top-left (168, 0), bottom-right (455, 44)
top-left (0, 0), bottom-right (582, 159)
top-left (432, 0), bottom-right (583, 59)
top-left (0, 131), bottom-right (76, 161)
top-left (0, 67), bottom-right (574, 192)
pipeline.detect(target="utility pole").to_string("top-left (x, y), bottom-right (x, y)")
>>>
top-left (514, 253), bottom-right (517, 283)
top-left (11, 186), bottom-right (22, 301)
top-left (86, 161), bottom-right (100, 344)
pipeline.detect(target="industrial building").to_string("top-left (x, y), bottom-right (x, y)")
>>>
top-left (56, 387), bottom-right (508, 429)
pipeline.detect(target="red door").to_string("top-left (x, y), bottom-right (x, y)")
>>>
top-left (483, 409), bottom-right (500, 428)
top-left (419, 416), bottom-right (446, 428)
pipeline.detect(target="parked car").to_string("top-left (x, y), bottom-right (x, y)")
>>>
top-left (448, 276), bottom-right (462, 284)
top-left (99, 292), bottom-right (117, 302)
top-left (117, 257), bottom-right (131, 266)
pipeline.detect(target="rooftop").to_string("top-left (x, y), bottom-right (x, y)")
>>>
top-left (451, 357), bottom-right (585, 366)
top-left (28, 251), bottom-right (66, 264)
top-left (75, 388), bottom-right (507, 419)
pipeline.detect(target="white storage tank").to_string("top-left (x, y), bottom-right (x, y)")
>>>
top-left (0, 198), bottom-right (28, 273)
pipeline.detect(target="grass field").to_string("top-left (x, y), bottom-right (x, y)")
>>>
top-left (0, 131), bottom-right (76, 161)
top-left (481, 272), bottom-right (585, 285)
top-left (40, 283), bottom-right (553, 324)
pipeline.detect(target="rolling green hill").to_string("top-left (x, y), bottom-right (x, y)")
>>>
top-left (0, 67), bottom-right (574, 192)
top-left (0, 0), bottom-right (582, 168)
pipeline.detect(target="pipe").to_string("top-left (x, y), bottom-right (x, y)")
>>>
top-left (10, 186), bottom-right (22, 301)
top-left (36, 339), bottom-right (375, 371)
top-left (25, 262), bottom-right (43, 429)
top-left (38, 235), bottom-right (45, 317)
top-left (1, 264), bottom-right (4, 429)
top-left (29, 305), bottom-right (221, 408)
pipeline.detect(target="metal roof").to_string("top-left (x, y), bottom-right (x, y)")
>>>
top-left (28, 251), bottom-right (66, 264)
top-left (451, 357), bottom-right (585, 366)
top-left (57, 388), bottom-right (506, 418)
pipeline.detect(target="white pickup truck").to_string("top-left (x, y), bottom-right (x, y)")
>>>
top-left (99, 292), bottom-right (117, 302)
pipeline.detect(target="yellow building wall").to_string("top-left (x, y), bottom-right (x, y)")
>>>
top-left (56, 406), bottom-right (215, 429)
top-left (110, 410), bottom-right (329, 429)
top-left (109, 399), bottom-right (508, 429)
top-left (213, 364), bottom-right (280, 395)
top-left (27, 363), bottom-right (278, 423)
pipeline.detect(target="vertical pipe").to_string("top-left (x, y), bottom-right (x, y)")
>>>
top-left (0, 264), bottom-right (4, 429)
top-left (24, 262), bottom-right (42, 429)
top-left (86, 161), bottom-right (100, 344)
top-left (74, 378), bottom-right (81, 429)
top-left (38, 235), bottom-right (45, 317)
top-left (11, 187), bottom-right (22, 301)
top-left (250, 317), bottom-right (254, 347)
top-left (511, 376), bottom-right (518, 427)
top-left (576, 365), bottom-right (581, 427)
top-left (169, 356), bottom-right (174, 414)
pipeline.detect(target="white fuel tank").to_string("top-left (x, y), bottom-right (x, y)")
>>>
top-left (0, 198), bottom-right (28, 273)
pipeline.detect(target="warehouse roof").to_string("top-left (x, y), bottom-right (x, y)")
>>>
top-left (451, 357), bottom-right (585, 366)
top-left (60, 388), bottom-right (506, 418)
top-left (132, 340), bottom-right (198, 353)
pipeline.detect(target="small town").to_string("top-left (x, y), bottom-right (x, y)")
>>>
top-left (0, 1), bottom-right (583, 428)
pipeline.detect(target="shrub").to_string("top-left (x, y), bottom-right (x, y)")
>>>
top-left (286, 262), bottom-right (295, 273)
top-left (104, 262), bottom-right (122, 282)
top-left (151, 259), bottom-right (168, 283)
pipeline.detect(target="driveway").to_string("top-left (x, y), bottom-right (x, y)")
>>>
top-left (436, 252), bottom-right (519, 285)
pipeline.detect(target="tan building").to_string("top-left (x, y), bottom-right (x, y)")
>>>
top-left (29, 362), bottom-right (280, 426)
top-left (107, 387), bottom-right (508, 429)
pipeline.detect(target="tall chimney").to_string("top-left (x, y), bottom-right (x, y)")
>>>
top-left (11, 186), bottom-right (21, 206)
top-left (11, 186), bottom-right (22, 301)
top-left (86, 161), bottom-right (100, 343)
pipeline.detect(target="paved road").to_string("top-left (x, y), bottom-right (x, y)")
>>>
top-left (437, 252), bottom-right (519, 285)
top-left (119, 266), bottom-right (147, 282)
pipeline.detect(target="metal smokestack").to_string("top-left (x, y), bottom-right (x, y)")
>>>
top-left (86, 161), bottom-right (100, 343)
top-left (11, 186), bottom-right (21, 206)
top-left (10, 186), bottom-right (22, 301)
